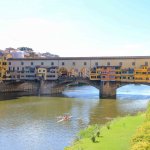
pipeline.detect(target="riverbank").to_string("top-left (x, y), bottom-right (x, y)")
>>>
top-left (65, 104), bottom-right (150, 150)
top-left (130, 103), bottom-right (150, 150)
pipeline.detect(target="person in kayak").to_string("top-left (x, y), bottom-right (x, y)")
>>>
top-left (63, 115), bottom-right (69, 120)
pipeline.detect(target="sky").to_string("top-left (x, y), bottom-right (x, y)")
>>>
top-left (0, 0), bottom-right (150, 57)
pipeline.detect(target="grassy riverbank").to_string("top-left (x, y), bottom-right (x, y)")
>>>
top-left (65, 107), bottom-right (149, 150)
top-left (130, 103), bottom-right (150, 150)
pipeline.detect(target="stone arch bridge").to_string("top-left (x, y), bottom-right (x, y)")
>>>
top-left (37, 77), bottom-right (150, 98)
top-left (0, 78), bottom-right (150, 99)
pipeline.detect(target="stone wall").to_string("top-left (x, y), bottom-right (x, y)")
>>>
top-left (0, 80), bottom-right (66, 95)
top-left (0, 80), bottom-right (123, 98)
top-left (0, 81), bottom-right (39, 94)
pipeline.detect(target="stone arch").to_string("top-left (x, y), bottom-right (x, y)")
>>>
top-left (117, 82), bottom-right (150, 89)
top-left (53, 77), bottom-right (100, 93)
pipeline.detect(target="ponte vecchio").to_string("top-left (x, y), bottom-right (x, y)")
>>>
top-left (2, 56), bottom-right (150, 98)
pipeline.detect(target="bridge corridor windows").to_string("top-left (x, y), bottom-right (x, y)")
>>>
top-left (145, 61), bottom-right (148, 66)
top-left (95, 62), bottom-right (98, 66)
top-left (119, 62), bottom-right (122, 66)
top-left (107, 62), bottom-right (110, 66)
top-left (132, 62), bottom-right (135, 66)
top-left (72, 62), bottom-right (75, 66)
top-left (41, 62), bottom-right (44, 65)
top-left (84, 62), bottom-right (87, 66)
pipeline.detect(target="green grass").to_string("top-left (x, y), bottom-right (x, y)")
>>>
top-left (65, 114), bottom-right (145, 150)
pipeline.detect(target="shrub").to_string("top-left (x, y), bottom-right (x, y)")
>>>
top-left (91, 136), bottom-right (96, 143)
top-left (78, 125), bottom-right (100, 139)
top-left (131, 122), bottom-right (150, 145)
top-left (106, 123), bottom-right (110, 130)
top-left (131, 141), bottom-right (150, 150)
top-left (130, 103), bottom-right (150, 150)
top-left (96, 131), bottom-right (100, 137)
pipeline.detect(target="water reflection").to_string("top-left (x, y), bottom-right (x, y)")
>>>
top-left (89, 99), bottom-right (119, 124)
top-left (0, 85), bottom-right (149, 150)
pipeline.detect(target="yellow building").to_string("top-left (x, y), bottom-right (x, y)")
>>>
top-left (134, 65), bottom-right (149, 83)
top-left (36, 67), bottom-right (47, 80)
top-left (120, 68), bottom-right (134, 82)
top-left (147, 68), bottom-right (150, 82)
top-left (115, 67), bottom-right (121, 81)
top-left (90, 67), bottom-right (101, 80)
top-left (90, 66), bottom-right (119, 81)
top-left (0, 53), bottom-right (12, 81)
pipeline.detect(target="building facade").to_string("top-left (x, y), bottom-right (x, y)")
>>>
top-left (6, 56), bottom-right (150, 83)
top-left (0, 53), bottom-right (12, 81)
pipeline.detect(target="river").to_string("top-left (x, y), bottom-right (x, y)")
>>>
top-left (0, 85), bottom-right (149, 150)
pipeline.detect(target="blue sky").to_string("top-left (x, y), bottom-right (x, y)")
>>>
top-left (0, 0), bottom-right (150, 56)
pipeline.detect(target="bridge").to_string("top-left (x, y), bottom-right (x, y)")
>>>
top-left (49, 76), bottom-right (150, 98)
top-left (1, 56), bottom-right (150, 98)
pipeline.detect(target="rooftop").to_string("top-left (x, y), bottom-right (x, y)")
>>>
top-left (8, 56), bottom-right (150, 61)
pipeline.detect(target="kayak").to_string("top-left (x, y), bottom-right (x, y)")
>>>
top-left (57, 116), bottom-right (72, 123)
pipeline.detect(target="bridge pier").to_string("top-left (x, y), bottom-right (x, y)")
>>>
top-left (100, 81), bottom-right (118, 99)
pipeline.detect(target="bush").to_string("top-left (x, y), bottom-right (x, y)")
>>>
top-left (131, 122), bottom-right (150, 145)
top-left (130, 103), bottom-right (150, 150)
top-left (91, 136), bottom-right (96, 143)
top-left (78, 125), bottom-right (100, 139)
top-left (106, 123), bottom-right (110, 130)
top-left (131, 141), bottom-right (150, 150)
top-left (96, 131), bottom-right (100, 137)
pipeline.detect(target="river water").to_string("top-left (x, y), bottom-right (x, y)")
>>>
top-left (0, 85), bottom-right (150, 150)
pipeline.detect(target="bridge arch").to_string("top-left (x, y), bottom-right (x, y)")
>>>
top-left (117, 83), bottom-right (150, 95)
top-left (117, 82), bottom-right (150, 89)
top-left (100, 82), bottom-right (150, 99)
top-left (51, 77), bottom-right (100, 96)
